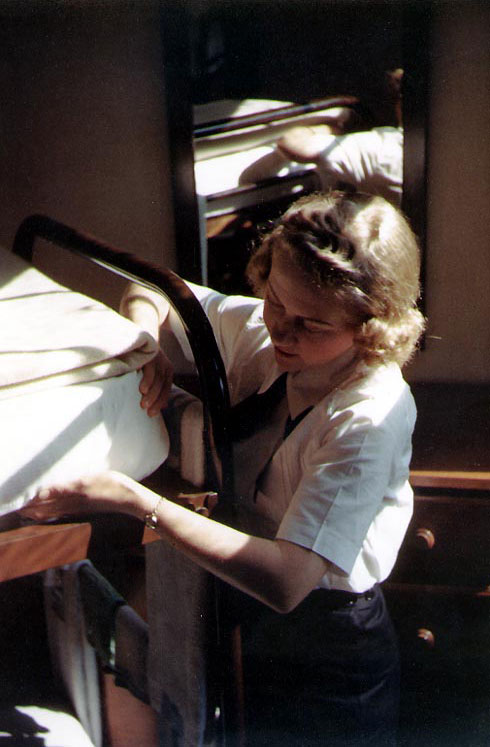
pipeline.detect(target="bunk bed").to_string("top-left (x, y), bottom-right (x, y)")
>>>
top-left (0, 213), bottom-right (233, 568)
top-left (193, 95), bottom-right (367, 215)
top-left (192, 96), bottom-right (371, 291)
top-left (0, 214), bottom-right (238, 746)
top-left (2, 214), bottom-right (490, 746)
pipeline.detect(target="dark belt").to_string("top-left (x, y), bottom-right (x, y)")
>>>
top-left (223, 586), bottom-right (378, 627)
top-left (311, 586), bottom-right (376, 610)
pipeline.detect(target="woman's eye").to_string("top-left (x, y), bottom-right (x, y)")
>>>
top-left (302, 322), bottom-right (332, 335)
top-left (304, 327), bottom-right (325, 335)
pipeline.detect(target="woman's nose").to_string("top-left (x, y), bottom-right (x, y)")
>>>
top-left (271, 315), bottom-right (295, 341)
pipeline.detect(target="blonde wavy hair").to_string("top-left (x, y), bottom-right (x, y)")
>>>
top-left (246, 191), bottom-right (426, 367)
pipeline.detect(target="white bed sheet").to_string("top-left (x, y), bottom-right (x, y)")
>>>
top-left (0, 369), bottom-right (169, 516)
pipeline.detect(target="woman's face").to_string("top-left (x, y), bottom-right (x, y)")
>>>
top-left (263, 250), bottom-right (357, 372)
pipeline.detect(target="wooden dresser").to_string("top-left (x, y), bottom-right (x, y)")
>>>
top-left (384, 383), bottom-right (490, 746)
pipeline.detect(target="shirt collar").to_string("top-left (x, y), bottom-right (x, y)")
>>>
top-left (257, 346), bottom-right (361, 420)
top-left (287, 347), bottom-right (360, 419)
top-left (257, 358), bottom-right (284, 395)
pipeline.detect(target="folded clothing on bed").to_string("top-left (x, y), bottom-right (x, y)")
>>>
top-left (0, 246), bottom-right (158, 399)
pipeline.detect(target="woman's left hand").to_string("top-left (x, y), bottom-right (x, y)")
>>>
top-left (139, 348), bottom-right (174, 415)
top-left (18, 471), bottom-right (147, 522)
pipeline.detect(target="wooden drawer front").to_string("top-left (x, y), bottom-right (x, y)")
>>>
top-left (383, 586), bottom-right (490, 746)
top-left (390, 493), bottom-right (490, 588)
top-left (385, 586), bottom-right (490, 667)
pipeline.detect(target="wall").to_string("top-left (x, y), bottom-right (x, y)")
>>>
top-left (0, 0), bottom-right (176, 307)
top-left (0, 1), bottom-right (488, 381)
top-left (406, 1), bottom-right (490, 384)
top-left (189, 0), bottom-right (490, 385)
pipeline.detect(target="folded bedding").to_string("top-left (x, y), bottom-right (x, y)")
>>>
top-left (0, 246), bottom-right (158, 399)
top-left (0, 246), bottom-right (169, 516)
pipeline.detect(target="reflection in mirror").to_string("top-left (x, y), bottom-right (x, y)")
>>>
top-left (185, 0), bottom-right (422, 295)
top-left (194, 72), bottom-right (402, 204)
top-left (162, 1), bottom-right (428, 298)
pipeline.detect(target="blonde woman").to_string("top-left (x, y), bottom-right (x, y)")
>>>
top-left (23, 191), bottom-right (425, 746)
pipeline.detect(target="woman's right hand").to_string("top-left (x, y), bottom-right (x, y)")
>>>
top-left (139, 348), bottom-right (174, 416)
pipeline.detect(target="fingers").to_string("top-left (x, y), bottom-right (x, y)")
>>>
top-left (18, 472), bottom-right (148, 524)
top-left (18, 472), bottom-right (132, 522)
top-left (139, 351), bottom-right (174, 416)
top-left (18, 485), bottom-right (74, 521)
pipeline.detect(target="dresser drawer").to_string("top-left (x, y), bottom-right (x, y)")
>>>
top-left (390, 493), bottom-right (490, 588)
top-left (383, 585), bottom-right (490, 746)
top-left (384, 585), bottom-right (490, 664)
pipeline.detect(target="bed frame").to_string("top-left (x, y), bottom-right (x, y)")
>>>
top-left (1, 213), bottom-right (236, 583)
top-left (1, 214), bottom-right (245, 745)
top-left (3, 214), bottom-right (489, 746)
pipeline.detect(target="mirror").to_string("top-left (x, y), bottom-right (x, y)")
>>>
top-left (161, 1), bottom-right (429, 295)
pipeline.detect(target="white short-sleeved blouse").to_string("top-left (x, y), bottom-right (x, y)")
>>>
top-left (170, 284), bottom-right (416, 593)
top-left (316, 126), bottom-right (404, 206)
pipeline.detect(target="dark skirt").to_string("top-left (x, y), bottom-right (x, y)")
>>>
top-left (227, 584), bottom-right (400, 747)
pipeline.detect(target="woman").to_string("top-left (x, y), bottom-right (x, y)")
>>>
top-left (23, 191), bottom-right (425, 745)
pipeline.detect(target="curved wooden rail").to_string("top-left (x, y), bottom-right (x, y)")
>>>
top-left (12, 214), bottom-right (234, 502)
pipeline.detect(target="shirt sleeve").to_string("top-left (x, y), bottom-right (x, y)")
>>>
top-left (316, 131), bottom-right (380, 188)
top-left (315, 128), bottom-right (403, 205)
top-left (165, 282), bottom-right (270, 399)
top-left (276, 389), bottom-right (414, 575)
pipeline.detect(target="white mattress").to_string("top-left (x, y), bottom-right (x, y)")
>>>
top-left (0, 706), bottom-right (96, 746)
top-left (0, 369), bottom-right (169, 516)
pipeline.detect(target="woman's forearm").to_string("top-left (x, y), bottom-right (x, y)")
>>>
top-left (21, 470), bottom-right (329, 612)
top-left (120, 283), bottom-right (170, 339)
top-left (133, 485), bottom-right (329, 613)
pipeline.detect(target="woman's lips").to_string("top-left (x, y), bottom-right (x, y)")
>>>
top-left (274, 345), bottom-right (297, 358)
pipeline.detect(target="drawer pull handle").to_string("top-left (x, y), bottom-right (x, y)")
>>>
top-left (417, 628), bottom-right (435, 647)
top-left (416, 527), bottom-right (435, 549)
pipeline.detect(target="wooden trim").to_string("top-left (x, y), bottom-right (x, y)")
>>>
top-left (410, 470), bottom-right (490, 491)
top-left (0, 522), bottom-right (92, 583)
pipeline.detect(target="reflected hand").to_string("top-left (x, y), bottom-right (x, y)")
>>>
top-left (139, 349), bottom-right (174, 416)
top-left (18, 471), bottom-right (146, 522)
